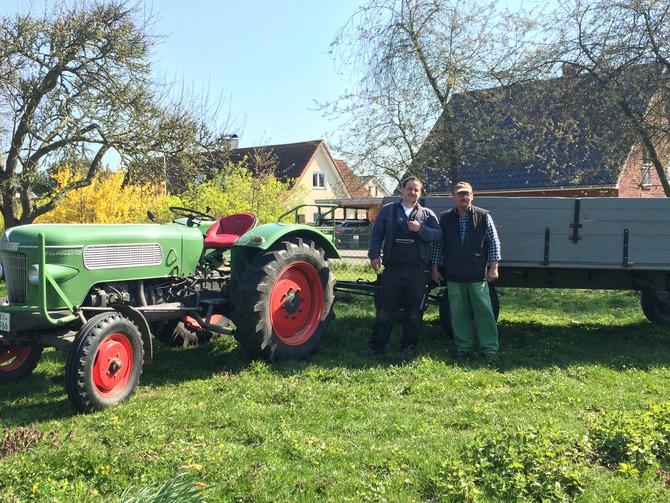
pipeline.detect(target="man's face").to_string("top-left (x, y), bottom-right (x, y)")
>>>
top-left (454, 190), bottom-right (473, 211)
top-left (401, 180), bottom-right (422, 207)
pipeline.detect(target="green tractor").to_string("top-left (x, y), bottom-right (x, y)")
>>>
top-left (0, 206), bottom-right (338, 412)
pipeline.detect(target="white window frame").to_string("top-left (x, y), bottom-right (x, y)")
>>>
top-left (312, 172), bottom-right (326, 189)
top-left (642, 148), bottom-right (652, 188)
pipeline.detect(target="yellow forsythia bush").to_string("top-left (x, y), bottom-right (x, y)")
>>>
top-left (35, 167), bottom-right (166, 224)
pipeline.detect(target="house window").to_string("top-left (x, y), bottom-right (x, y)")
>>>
top-left (312, 172), bottom-right (326, 189)
top-left (642, 148), bottom-right (652, 188)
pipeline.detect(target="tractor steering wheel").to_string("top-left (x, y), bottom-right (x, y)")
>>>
top-left (169, 206), bottom-right (215, 226)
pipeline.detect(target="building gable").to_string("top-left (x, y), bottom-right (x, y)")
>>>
top-left (230, 140), bottom-right (352, 222)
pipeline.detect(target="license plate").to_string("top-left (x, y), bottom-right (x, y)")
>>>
top-left (0, 312), bottom-right (10, 332)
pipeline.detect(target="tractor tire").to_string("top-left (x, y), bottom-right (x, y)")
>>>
top-left (0, 344), bottom-right (43, 380)
top-left (439, 284), bottom-right (500, 338)
top-left (65, 312), bottom-right (144, 412)
top-left (231, 238), bottom-right (335, 361)
top-left (640, 290), bottom-right (670, 327)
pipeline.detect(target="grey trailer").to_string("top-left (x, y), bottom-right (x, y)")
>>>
top-left (423, 196), bottom-right (670, 326)
top-left (334, 197), bottom-right (670, 328)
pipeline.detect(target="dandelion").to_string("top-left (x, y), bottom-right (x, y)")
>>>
top-left (179, 464), bottom-right (203, 471)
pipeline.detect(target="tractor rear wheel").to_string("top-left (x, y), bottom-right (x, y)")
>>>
top-left (0, 344), bottom-right (43, 380)
top-left (232, 238), bottom-right (335, 361)
top-left (65, 312), bottom-right (143, 412)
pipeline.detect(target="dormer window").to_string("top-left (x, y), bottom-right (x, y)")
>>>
top-left (313, 172), bottom-right (326, 189)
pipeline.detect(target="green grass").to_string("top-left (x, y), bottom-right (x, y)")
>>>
top-left (2, 288), bottom-right (670, 501)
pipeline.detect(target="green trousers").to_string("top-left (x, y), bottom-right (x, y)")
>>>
top-left (447, 280), bottom-right (499, 355)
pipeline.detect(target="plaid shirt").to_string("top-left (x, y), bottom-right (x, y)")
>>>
top-left (431, 211), bottom-right (501, 265)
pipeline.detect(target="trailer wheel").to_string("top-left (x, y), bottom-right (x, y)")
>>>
top-left (640, 290), bottom-right (670, 327)
top-left (0, 344), bottom-right (43, 380)
top-left (65, 312), bottom-right (143, 412)
top-left (232, 238), bottom-right (335, 361)
top-left (439, 284), bottom-right (500, 338)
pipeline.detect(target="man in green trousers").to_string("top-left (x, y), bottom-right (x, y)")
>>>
top-left (431, 182), bottom-right (501, 360)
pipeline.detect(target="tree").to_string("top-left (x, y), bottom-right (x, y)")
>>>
top-left (0, 0), bottom-right (234, 228)
top-left (152, 163), bottom-right (304, 226)
top-left (322, 0), bottom-right (544, 187)
top-left (542, 0), bottom-right (670, 196)
top-left (35, 165), bottom-right (164, 223)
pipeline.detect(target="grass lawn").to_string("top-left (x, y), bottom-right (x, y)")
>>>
top-left (2, 288), bottom-right (670, 502)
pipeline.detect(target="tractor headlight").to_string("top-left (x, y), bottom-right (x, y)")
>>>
top-left (28, 264), bottom-right (40, 286)
top-left (28, 264), bottom-right (79, 286)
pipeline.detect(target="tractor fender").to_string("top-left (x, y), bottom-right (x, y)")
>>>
top-left (233, 223), bottom-right (340, 259)
top-left (114, 305), bottom-right (153, 365)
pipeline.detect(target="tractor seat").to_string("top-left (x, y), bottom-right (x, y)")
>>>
top-left (203, 212), bottom-right (257, 249)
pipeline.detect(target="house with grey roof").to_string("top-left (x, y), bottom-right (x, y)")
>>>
top-left (415, 65), bottom-right (668, 198)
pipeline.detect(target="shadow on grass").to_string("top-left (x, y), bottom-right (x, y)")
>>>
top-left (489, 319), bottom-right (670, 371)
top-left (2, 301), bottom-right (669, 421)
top-left (318, 295), bottom-right (670, 372)
top-left (0, 335), bottom-right (254, 422)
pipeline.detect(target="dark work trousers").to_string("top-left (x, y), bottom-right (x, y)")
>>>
top-left (369, 263), bottom-right (431, 352)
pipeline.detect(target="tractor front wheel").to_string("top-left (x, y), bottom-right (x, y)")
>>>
top-left (0, 344), bottom-right (43, 380)
top-left (65, 312), bottom-right (144, 412)
top-left (232, 239), bottom-right (335, 361)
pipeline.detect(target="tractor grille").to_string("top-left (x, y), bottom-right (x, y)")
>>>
top-left (83, 243), bottom-right (164, 270)
top-left (3, 251), bottom-right (27, 303)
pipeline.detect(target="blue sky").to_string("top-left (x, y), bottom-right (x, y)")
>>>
top-left (152, 0), bottom-right (544, 150)
top-left (3, 0), bottom-right (362, 151)
top-left (146, 0), bottom-right (362, 149)
top-left (3, 0), bottom-right (542, 157)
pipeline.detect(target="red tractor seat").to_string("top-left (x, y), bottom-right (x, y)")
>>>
top-left (203, 212), bottom-right (257, 249)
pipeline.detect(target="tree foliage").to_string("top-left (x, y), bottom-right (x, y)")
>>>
top-left (326, 0), bottom-right (670, 196)
top-left (34, 166), bottom-right (163, 224)
top-left (542, 0), bottom-right (670, 195)
top-left (323, 0), bottom-right (544, 186)
top-left (30, 162), bottom-right (300, 227)
top-left (152, 163), bottom-right (303, 225)
top-left (0, 0), bottom-right (235, 227)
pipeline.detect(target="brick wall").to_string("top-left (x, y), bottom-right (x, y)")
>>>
top-left (618, 146), bottom-right (668, 197)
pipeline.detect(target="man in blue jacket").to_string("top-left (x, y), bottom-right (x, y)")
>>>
top-left (359, 176), bottom-right (442, 359)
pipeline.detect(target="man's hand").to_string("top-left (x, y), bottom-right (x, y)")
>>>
top-left (407, 219), bottom-right (421, 233)
top-left (431, 264), bottom-right (443, 283)
top-left (486, 261), bottom-right (499, 282)
top-left (370, 258), bottom-right (382, 271)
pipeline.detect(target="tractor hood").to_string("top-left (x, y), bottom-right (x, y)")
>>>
top-left (0, 223), bottom-right (206, 308)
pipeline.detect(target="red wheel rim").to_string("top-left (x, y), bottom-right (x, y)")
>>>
top-left (269, 261), bottom-right (324, 345)
top-left (0, 346), bottom-right (32, 372)
top-left (92, 334), bottom-right (133, 397)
